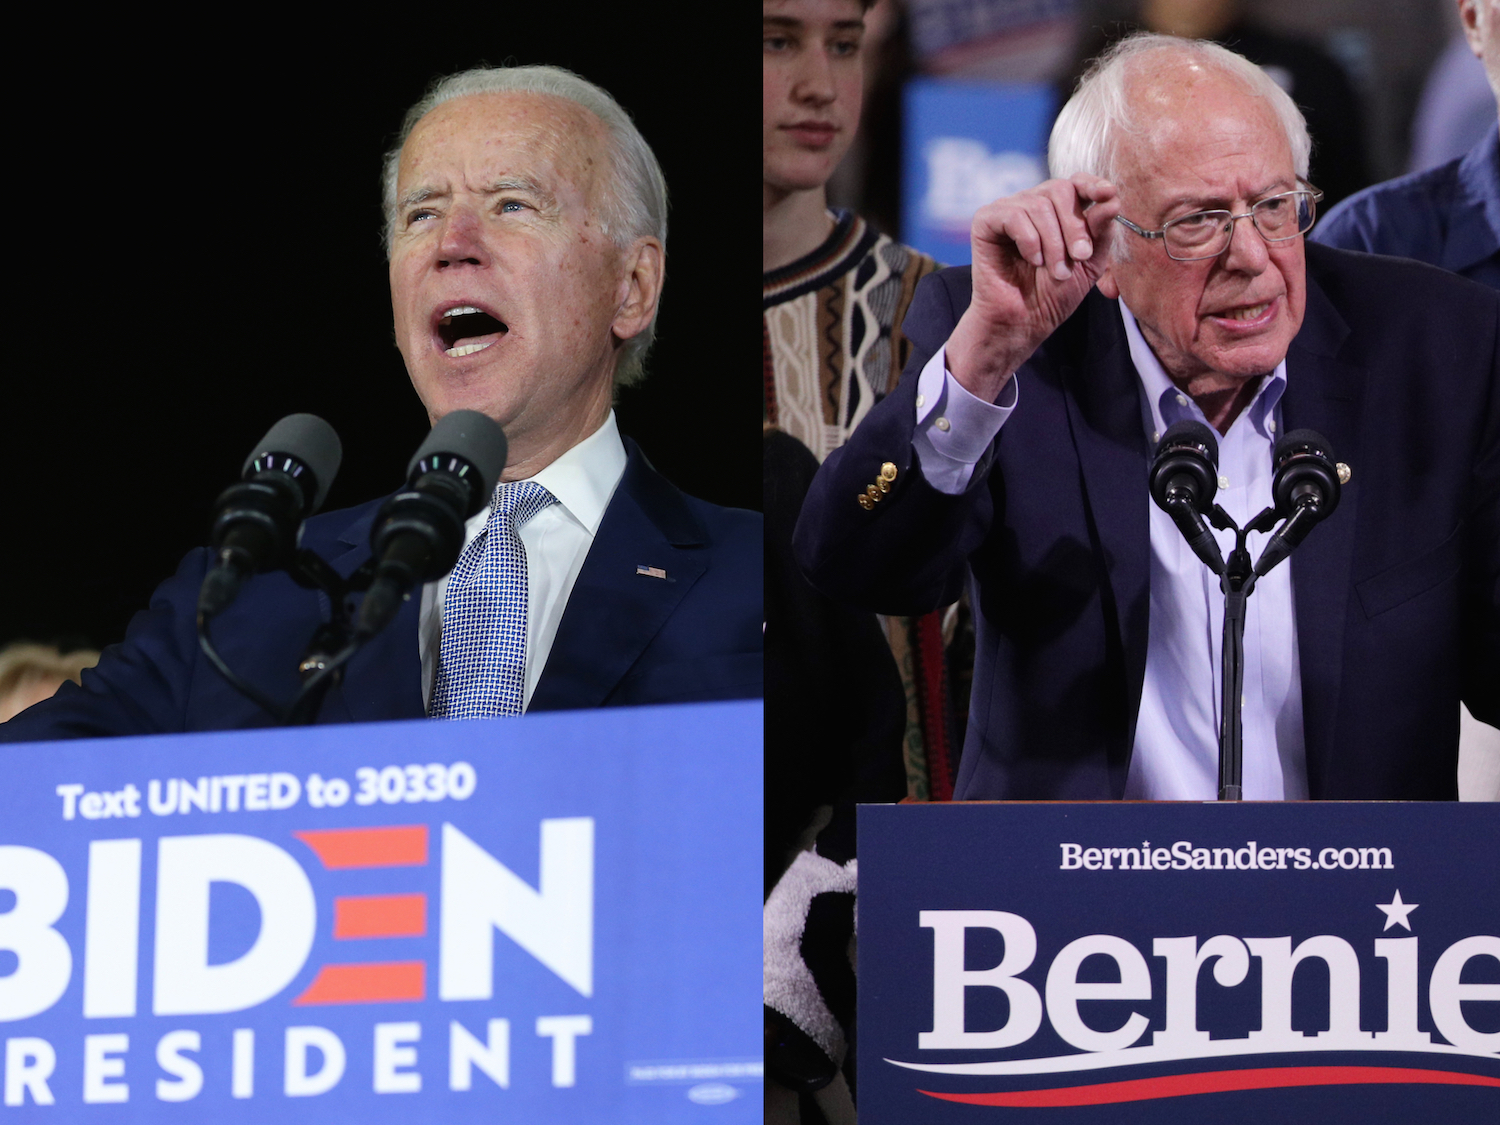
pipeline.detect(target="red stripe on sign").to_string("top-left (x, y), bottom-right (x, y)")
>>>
top-left (293, 962), bottom-right (426, 1005)
top-left (919, 1066), bottom-right (1500, 1107)
top-left (333, 894), bottom-right (427, 939)
top-left (294, 826), bottom-right (428, 868)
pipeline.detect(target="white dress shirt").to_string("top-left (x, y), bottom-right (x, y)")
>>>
top-left (417, 411), bottom-right (628, 712)
top-left (1117, 304), bottom-right (1307, 800)
top-left (912, 304), bottom-right (1308, 799)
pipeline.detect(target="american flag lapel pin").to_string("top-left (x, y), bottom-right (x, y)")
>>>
top-left (635, 564), bottom-right (669, 580)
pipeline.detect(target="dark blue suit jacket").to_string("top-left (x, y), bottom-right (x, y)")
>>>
top-left (2, 439), bottom-right (762, 740)
top-left (796, 242), bottom-right (1500, 800)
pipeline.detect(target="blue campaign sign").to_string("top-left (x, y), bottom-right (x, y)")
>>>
top-left (0, 702), bottom-right (761, 1121)
top-left (859, 802), bottom-right (1500, 1123)
top-left (902, 79), bottom-right (1057, 266)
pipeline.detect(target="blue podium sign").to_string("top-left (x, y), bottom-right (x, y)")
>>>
top-left (0, 702), bottom-right (761, 1121)
top-left (859, 802), bottom-right (1499, 1122)
top-left (902, 79), bottom-right (1056, 266)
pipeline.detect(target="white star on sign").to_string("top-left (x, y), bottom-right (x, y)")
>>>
top-left (1377, 890), bottom-right (1419, 931)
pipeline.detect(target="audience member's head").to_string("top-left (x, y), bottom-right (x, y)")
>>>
top-left (0, 644), bottom-right (99, 723)
top-left (1460, 0), bottom-right (1500, 111)
top-left (763, 0), bottom-right (874, 201)
top-left (1138, 0), bottom-right (1241, 41)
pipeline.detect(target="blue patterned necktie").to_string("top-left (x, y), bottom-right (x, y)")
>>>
top-left (430, 479), bottom-right (558, 719)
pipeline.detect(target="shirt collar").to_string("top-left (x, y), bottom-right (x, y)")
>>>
top-left (466, 410), bottom-right (628, 540)
top-left (1446, 122), bottom-right (1500, 272)
top-left (761, 209), bottom-right (872, 303)
top-left (1118, 300), bottom-right (1286, 445)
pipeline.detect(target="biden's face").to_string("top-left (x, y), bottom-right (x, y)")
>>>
top-left (1100, 67), bottom-right (1307, 393)
top-left (389, 92), bottom-right (650, 475)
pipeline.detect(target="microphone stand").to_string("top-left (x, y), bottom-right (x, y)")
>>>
top-left (195, 410), bottom-right (504, 728)
top-left (1154, 425), bottom-right (1340, 802)
top-left (1204, 505), bottom-right (1281, 801)
top-left (197, 549), bottom-right (378, 727)
top-left (283, 552), bottom-right (378, 726)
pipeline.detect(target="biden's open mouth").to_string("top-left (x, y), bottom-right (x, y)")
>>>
top-left (437, 305), bottom-right (508, 357)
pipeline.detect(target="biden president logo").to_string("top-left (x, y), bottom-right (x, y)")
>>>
top-left (0, 704), bottom-right (764, 1121)
top-left (0, 815), bottom-right (594, 1106)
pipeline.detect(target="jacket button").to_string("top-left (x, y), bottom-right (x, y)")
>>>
top-left (880, 462), bottom-right (898, 482)
top-left (858, 493), bottom-right (874, 510)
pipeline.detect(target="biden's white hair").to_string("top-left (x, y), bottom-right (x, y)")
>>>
top-left (382, 65), bottom-right (668, 387)
top-left (1049, 33), bottom-right (1312, 187)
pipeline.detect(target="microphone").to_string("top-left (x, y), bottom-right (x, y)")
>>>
top-left (1149, 420), bottom-right (1226, 575)
top-left (198, 414), bottom-right (343, 620)
top-left (355, 410), bottom-right (508, 640)
top-left (1254, 429), bottom-right (1342, 577)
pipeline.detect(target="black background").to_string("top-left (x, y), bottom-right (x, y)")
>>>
top-left (2, 19), bottom-right (757, 650)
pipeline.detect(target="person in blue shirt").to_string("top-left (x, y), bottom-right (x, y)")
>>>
top-left (1313, 0), bottom-right (1500, 289)
top-left (1313, 0), bottom-right (1500, 802)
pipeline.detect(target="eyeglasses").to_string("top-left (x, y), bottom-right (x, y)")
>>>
top-left (1113, 186), bottom-right (1324, 261)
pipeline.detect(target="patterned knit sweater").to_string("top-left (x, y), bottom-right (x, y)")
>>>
top-left (763, 210), bottom-right (940, 459)
top-left (763, 212), bottom-right (967, 803)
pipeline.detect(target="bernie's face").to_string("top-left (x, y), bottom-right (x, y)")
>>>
top-left (1098, 64), bottom-right (1307, 396)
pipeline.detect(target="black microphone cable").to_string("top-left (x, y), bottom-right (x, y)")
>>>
top-left (197, 414), bottom-right (342, 619)
top-left (1149, 420), bottom-right (1227, 575)
top-left (196, 414), bottom-right (343, 722)
top-left (1253, 429), bottom-right (1343, 578)
top-left (356, 409), bottom-right (508, 640)
top-left (285, 410), bottom-right (507, 724)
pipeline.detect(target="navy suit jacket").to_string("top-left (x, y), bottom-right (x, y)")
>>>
top-left (796, 242), bottom-right (1500, 800)
top-left (3, 439), bottom-right (762, 740)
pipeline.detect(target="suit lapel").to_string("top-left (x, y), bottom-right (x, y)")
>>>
top-left (529, 441), bottom-right (709, 711)
top-left (1060, 296), bottom-right (1153, 789)
top-left (1282, 270), bottom-right (1361, 797)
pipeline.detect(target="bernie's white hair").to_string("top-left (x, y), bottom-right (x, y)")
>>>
top-left (1049, 33), bottom-right (1312, 186)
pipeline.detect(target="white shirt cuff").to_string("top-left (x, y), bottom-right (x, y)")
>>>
top-left (913, 345), bottom-right (1017, 494)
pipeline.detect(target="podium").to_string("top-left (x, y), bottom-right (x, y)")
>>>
top-left (0, 702), bottom-right (761, 1121)
top-left (858, 801), bottom-right (1500, 1122)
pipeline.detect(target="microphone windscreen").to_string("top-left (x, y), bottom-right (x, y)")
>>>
top-left (1273, 429), bottom-right (1334, 467)
top-left (241, 413), bottom-right (343, 515)
top-left (1156, 419), bottom-right (1220, 465)
top-left (1271, 428), bottom-right (1340, 519)
top-left (407, 409), bottom-right (508, 500)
